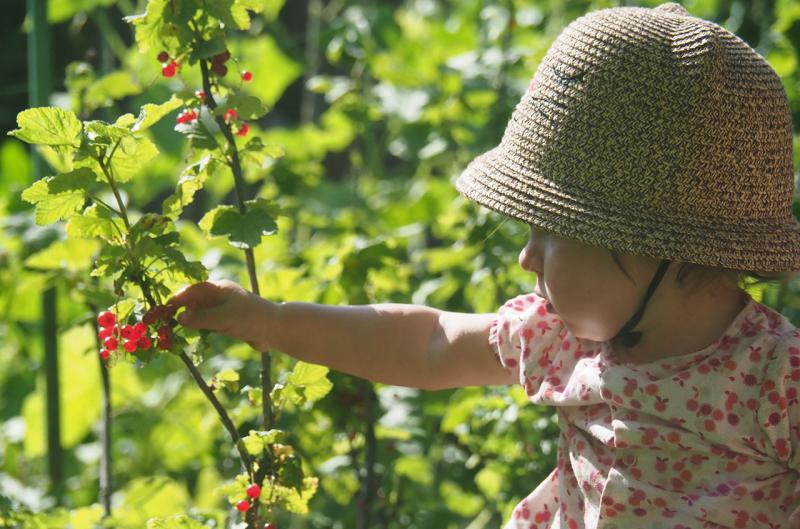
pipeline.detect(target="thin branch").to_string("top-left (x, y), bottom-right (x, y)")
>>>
top-left (179, 351), bottom-right (254, 477)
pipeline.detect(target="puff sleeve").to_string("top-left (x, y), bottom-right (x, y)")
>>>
top-left (488, 292), bottom-right (566, 389)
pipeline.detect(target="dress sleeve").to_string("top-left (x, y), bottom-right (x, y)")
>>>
top-left (488, 292), bottom-right (566, 388)
top-left (757, 330), bottom-right (800, 471)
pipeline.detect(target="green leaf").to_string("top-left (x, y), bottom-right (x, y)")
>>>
top-left (132, 95), bottom-right (184, 132)
top-left (108, 135), bottom-right (159, 183)
top-left (48, 0), bottom-right (116, 23)
top-left (162, 156), bottom-right (216, 220)
top-left (239, 429), bottom-right (289, 457)
top-left (240, 137), bottom-right (285, 167)
top-left (285, 361), bottom-right (333, 405)
top-left (198, 203), bottom-right (278, 249)
top-left (223, 94), bottom-right (268, 120)
top-left (189, 34), bottom-right (228, 63)
top-left (440, 480), bottom-right (484, 517)
top-left (8, 107), bottom-right (82, 147)
top-left (66, 204), bottom-right (125, 243)
top-left (124, 0), bottom-right (170, 53)
top-left (211, 368), bottom-right (239, 391)
top-left (394, 455), bottom-right (433, 486)
top-left (231, 0), bottom-right (267, 29)
top-left (24, 239), bottom-right (99, 272)
top-left (146, 515), bottom-right (210, 529)
top-left (84, 71), bottom-right (142, 111)
top-left (21, 168), bottom-right (96, 224)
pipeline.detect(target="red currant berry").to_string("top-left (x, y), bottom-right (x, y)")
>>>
top-left (163, 302), bottom-right (178, 317)
top-left (124, 340), bottom-right (138, 353)
top-left (241, 70), bottom-right (253, 82)
top-left (97, 311), bottom-right (115, 328)
top-left (236, 122), bottom-right (250, 137)
top-left (103, 337), bottom-right (118, 350)
top-left (121, 325), bottom-right (135, 340)
top-left (211, 63), bottom-right (228, 77)
top-left (213, 50), bottom-right (231, 63)
top-left (157, 326), bottom-right (172, 339)
top-left (157, 51), bottom-right (169, 63)
top-left (137, 336), bottom-right (152, 350)
top-left (195, 89), bottom-right (206, 99)
top-left (236, 500), bottom-right (250, 513)
top-left (157, 338), bottom-right (172, 350)
top-left (263, 524), bottom-right (276, 529)
top-left (224, 108), bottom-right (237, 122)
top-left (143, 310), bottom-right (157, 326)
top-left (246, 483), bottom-right (261, 499)
top-left (133, 322), bottom-right (147, 337)
top-left (98, 327), bottom-right (113, 340)
top-left (100, 350), bottom-right (111, 361)
top-left (162, 61), bottom-right (177, 78)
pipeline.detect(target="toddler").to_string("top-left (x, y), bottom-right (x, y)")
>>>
top-left (170, 3), bottom-right (800, 528)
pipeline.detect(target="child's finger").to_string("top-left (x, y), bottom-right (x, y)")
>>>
top-left (169, 281), bottom-right (221, 310)
top-left (177, 304), bottom-right (227, 331)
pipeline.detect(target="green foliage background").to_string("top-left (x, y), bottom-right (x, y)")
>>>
top-left (2, 0), bottom-right (800, 528)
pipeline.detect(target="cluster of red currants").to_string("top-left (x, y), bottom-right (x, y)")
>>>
top-left (96, 303), bottom-right (178, 361)
top-left (236, 483), bottom-right (264, 514)
top-left (223, 108), bottom-right (250, 137)
top-left (158, 51), bottom-right (180, 78)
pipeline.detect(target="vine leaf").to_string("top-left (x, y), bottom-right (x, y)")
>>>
top-left (162, 156), bottom-right (217, 220)
top-left (198, 199), bottom-right (279, 249)
top-left (66, 204), bottom-right (126, 244)
top-left (132, 95), bottom-right (184, 132)
top-left (284, 361), bottom-right (333, 405)
top-left (21, 167), bottom-right (96, 225)
top-left (8, 107), bottom-right (82, 146)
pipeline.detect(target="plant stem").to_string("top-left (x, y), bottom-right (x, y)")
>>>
top-left (179, 351), bottom-right (254, 475)
top-left (198, 58), bottom-right (275, 436)
top-left (89, 297), bottom-right (113, 518)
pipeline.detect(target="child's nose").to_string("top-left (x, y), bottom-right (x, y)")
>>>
top-left (518, 236), bottom-right (542, 273)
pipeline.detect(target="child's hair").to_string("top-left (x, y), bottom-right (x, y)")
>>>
top-left (608, 250), bottom-right (799, 295)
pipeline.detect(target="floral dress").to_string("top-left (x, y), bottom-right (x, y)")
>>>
top-left (489, 291), bottom-right (800, 529)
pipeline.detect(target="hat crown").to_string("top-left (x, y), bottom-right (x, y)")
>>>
top-left (456, 2), bottom-right (800, 272)
top-left (515, 3), bottom-right (793, 221)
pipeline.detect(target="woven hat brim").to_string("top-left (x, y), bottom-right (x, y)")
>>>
top-left (455, 144), bottom-right (800, 273)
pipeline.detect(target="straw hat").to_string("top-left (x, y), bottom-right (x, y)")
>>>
top-left (455, 2), bottom-right (800, 273)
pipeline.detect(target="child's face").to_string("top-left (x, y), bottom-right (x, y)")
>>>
top-left (519, 225), bottom-right (660, 342)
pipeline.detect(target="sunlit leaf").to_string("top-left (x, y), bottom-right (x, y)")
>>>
top-left (8, 107), bottom-right (82, 147)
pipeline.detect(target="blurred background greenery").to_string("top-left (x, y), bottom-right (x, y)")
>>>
top-left (2, 0), bottom-right (800, 528)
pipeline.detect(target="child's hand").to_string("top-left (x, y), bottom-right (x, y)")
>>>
top-left (167, 279), bottom-right (276, 351)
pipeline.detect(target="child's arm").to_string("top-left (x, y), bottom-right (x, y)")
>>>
top-left (426, 311), bottom-right (518, 390)
top-left (170, 280), bottom-right (514, 390)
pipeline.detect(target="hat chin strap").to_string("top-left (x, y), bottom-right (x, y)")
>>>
top-left (612, 259), bottom-right (671, 348)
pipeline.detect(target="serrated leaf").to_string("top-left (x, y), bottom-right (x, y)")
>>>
top-left (240, 137), bottom-right (285, 167)
top-left (132, 95), bottom-right (184, 132)
top-left (189, 34), bottom-right (228, 63)
top-left (162, 156), bottom-right (216, 220)
top-left (285, 361), bottom-right (333, 405)
top-left (66, 204), bottom-right (125, 243)
top-left (108, 135), bottom-right (159, 183)
top-left (84, 71), bottom-right (142, 111)
top-left (9, 107), bottom-right (82, 146)
top-left (212, 368), bottom-right (239, 392)
top-left (85, 120), bottom-right (132, 143)
top-left (223, 94), bottom-right (268, 120)
top-left (21, 168), bottom-right (96, 224)
top-left (24, 239), bottom-right (99, 272)
top-left (198, 204), bottom-right (277, 249)
top-left (232, 0), bottom-right (266, 29)
top-left (124, 0), bottom-right (169, 53)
